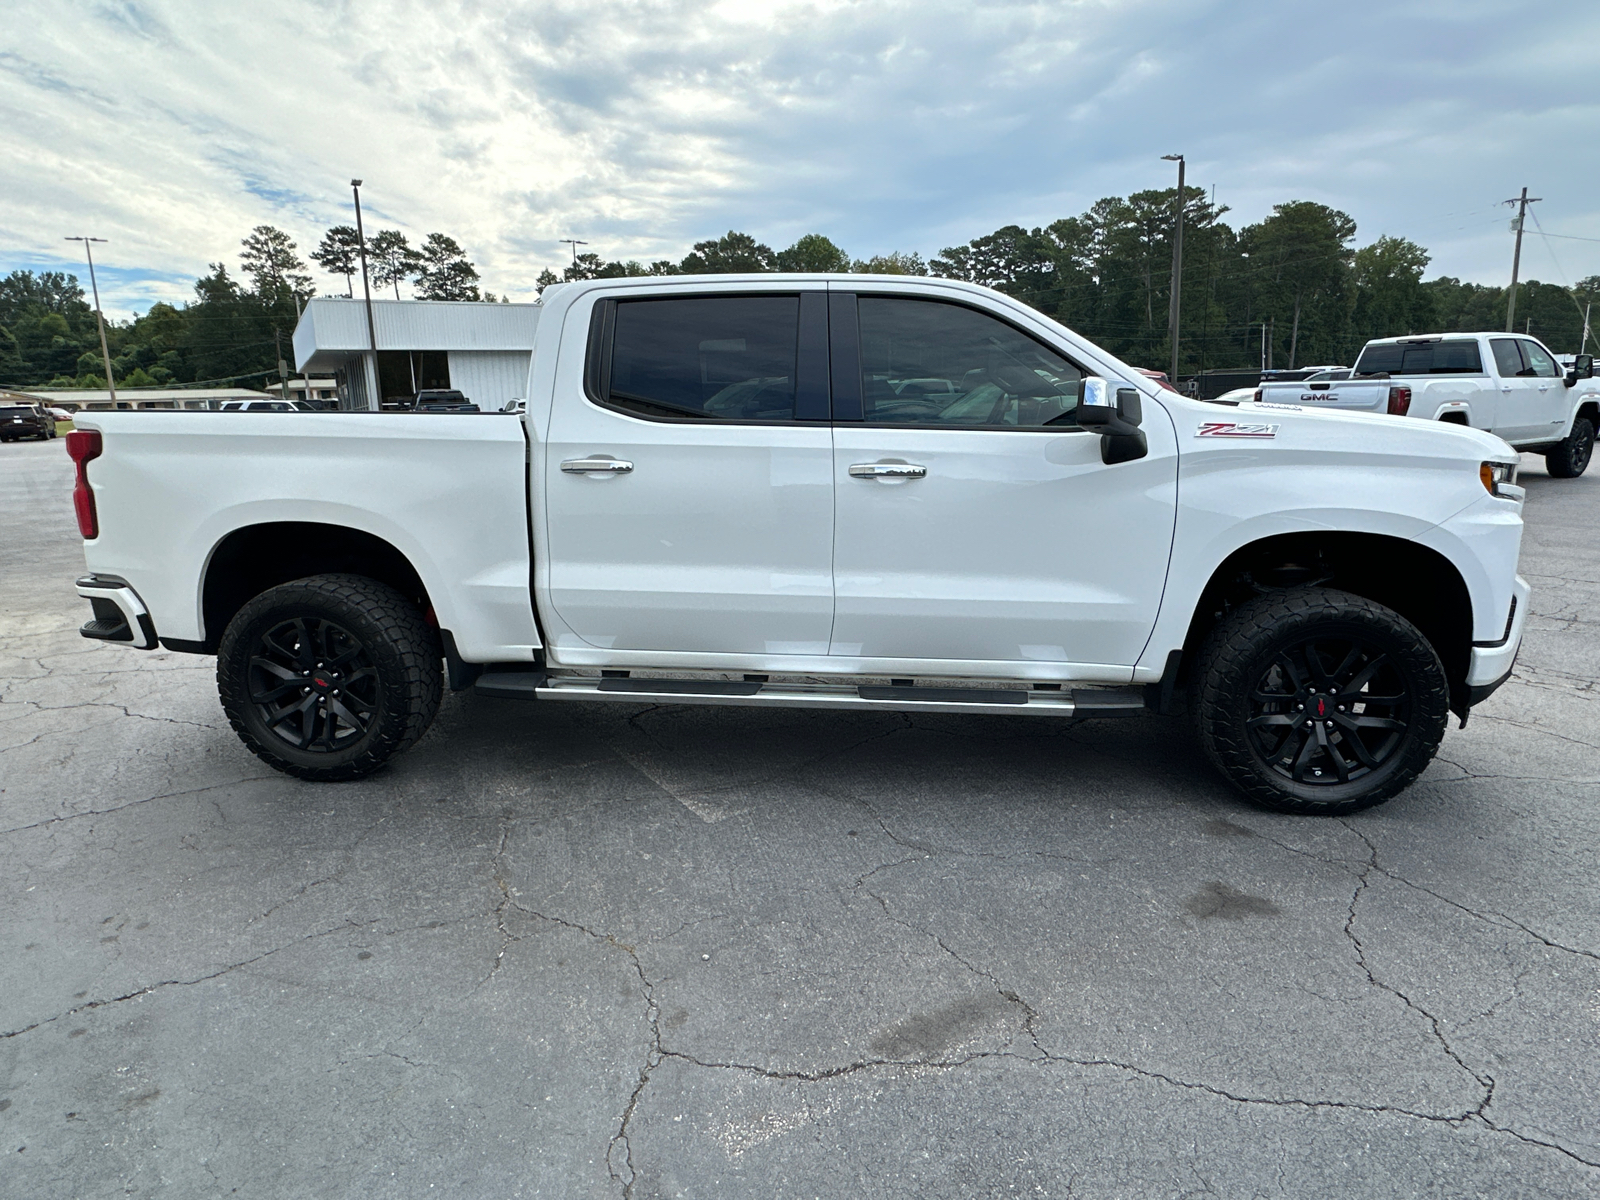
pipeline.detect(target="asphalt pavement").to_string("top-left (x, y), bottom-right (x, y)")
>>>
top-left (2, 436), bottom-right (1597, 1198)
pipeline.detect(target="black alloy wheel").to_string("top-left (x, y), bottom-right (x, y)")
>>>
top-left (1546, 417), bottom-right (1593, 478)
top-left (218, 574), bottom-right (441, 781)
top-left (1245, 635), bottom-right (1409, 787)
top-left (247, 617), bottom-right (382, 754)
top-left (1192, 587), bottom-right (1449, 815)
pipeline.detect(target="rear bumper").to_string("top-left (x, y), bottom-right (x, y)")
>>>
top-left (76, 575), bottom-right (158, 650)
top-left (1465, 574), bottom-right (1529, 703)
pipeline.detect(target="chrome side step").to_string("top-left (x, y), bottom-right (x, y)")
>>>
top-left (473, 672), bottom-right (1151, 718)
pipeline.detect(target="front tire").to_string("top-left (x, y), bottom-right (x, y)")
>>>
top-left (1545, 417), bottom-right (1593, 478)
top-left (217, 574), bottom-right (441, 781)
top-left (1191, 587), bottom-right (1449, 815)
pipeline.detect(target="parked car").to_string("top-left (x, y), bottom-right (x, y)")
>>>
top-left (0, 402), bottom-right (57, 441)
top-left (1252, 334), bottom-right (1598, 477)
top-left (1135, 368), bottom-right (1181, 393)
top-left (66, 275), bottom-right (1528, 816)
top-left (218, 399), bottom-right (319, 412)
top-left (412, 389), bottom-right (479, 412)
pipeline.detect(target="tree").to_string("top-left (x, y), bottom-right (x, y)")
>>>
top-left (777, 234), bottom-right (850, 272)
top-left (368, 230), bottom-right (422, 300)
top-left (679, 231), bottom-right (775, 274)
top-left (854, 251), bottom-right (928, 276)
top-left (310, 226), bottom-right (361, 296)
top-left (1240, 202), bottom-right (1356, 368)
top-left (1350, 236), bottom-right (1434, 342)
top-left (239, 225), bottom-right (313, 304)
top-left (414, 233), bottom-right (481, 301)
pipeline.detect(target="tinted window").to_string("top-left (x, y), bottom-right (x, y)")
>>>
top-left (855, 298), bottom-right (1083, 427)
top-left (1304, 369), bottom-right (1350, 382)
top-left (1521, 340), bottom-right (1559, 377)
top-left (1490, 339), bottom-right (1526, 378)
top-left (1355, 340), bottom-right (1484, 376)
top-left (605, 296), bottom-right (798, 421)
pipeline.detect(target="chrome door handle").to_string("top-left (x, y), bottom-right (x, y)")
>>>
top-left (849, 462), bottom-right (927, 479)
top-left (561, 456), bottom-right (633, 474)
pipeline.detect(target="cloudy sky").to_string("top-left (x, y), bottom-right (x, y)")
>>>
top-left (3, 0), bottom-right (1597, 318)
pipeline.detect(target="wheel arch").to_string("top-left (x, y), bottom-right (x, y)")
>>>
top-left (199, 522), bottom-right (432, 653)
top-left (1176, 531), bottom-right (1474, 718)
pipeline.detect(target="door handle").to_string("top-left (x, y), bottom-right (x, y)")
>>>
top-left (849, 462), bottom-right (927, 479)
top-left (561, 456), bottom-right (633, 474)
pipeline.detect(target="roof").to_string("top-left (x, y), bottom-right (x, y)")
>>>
top-left (293, 297), bottom-right (541, 372)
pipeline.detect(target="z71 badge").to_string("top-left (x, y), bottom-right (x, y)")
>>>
top-left (1195, 421), bottom-right (1280, 438)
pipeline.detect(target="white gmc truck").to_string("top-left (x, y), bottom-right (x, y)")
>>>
top-left (1254, 333), bottom-right (1598, 477)
top-left (65, 275), bottom-right (1529, 816)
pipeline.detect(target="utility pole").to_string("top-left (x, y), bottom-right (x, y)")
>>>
top-left (560, 238), bottom-right (589, 266)
top-left (1162, 154), bottom-right (1185, 384)
top-left (64, 237), bottom-right (116, 405)
top-left (273, 327), bottom-right (293, 404)
top-left (351, 180), bottom-right (380, 411)
top-left (1503, 187), bottom-right (1541, 333)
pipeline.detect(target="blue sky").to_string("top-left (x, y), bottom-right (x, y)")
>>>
top-left (3, 0), bottom-right (1597, 318)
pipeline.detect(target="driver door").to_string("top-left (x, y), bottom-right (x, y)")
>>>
top-left (827, 291), bottom-right (1178, 672)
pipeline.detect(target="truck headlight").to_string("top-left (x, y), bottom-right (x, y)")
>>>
top-left (1480, 461), bottom-right (1520, 499)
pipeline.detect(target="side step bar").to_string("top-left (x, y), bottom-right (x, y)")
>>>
top-left (472, 672), bottom-right (1149, 718)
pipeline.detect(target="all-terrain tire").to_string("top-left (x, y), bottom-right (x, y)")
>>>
top-left (1545, 417), bottom-right (1594, 478)
top-left (217, 573), bottom-right (441, 781)
top-left (1190, 587), bottom-right (1449, 816)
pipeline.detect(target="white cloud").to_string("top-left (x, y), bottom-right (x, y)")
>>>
top-left (1, 0), bottom-right (1596, 317)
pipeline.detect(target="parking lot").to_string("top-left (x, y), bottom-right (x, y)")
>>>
top-left (2, 435), bottom-right (1596, 1197)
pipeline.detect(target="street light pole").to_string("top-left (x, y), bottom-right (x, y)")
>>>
top-left (1162, 155), bottom-right (1185, 387)
top-left (64, 236), bottom-right (116, 405)
top-left (560, 238), bottom-right (589, 267)
top-left (351, 180), bottom-right (380, 411)
top-left (1503, 187), bottom-right (1541, 333)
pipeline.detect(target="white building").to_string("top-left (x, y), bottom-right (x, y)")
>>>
top-left (291, 297), bottom-right (540, 411)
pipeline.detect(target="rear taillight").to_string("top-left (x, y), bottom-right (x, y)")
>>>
top-left (1387, 386), bottom-right (1412, 416)
top-left (1252, 389), bottom-right (1262, 402)
top-left (66, 429), bottom-right (102, 539)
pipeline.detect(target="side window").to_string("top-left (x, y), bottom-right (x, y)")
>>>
top-left (1490, 339), bottom-right (1527, 378)
top-left (597, 296), bottom-right (799, 422)
top-left (855, 297), bottom-right (1084, 428)
top-left (1520, 340), bottom-right (1559, 378)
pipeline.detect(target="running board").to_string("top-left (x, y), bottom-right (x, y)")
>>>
top-left (473, 673), bottom-right (1150, 718)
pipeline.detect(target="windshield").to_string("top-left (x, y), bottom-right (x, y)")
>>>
top-left (1355, 340), bottom-right (1483, 376)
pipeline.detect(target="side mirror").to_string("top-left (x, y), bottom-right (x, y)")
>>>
top-left (1076, 378), bottom-right (1148, 464)
top-left (1566, 354), bottom-right (1594, 386)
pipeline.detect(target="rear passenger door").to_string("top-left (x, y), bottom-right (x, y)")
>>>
top-left (543, 289), bottom-right (837, 657)
top-left (826, 290), bottom-right (1178, 671)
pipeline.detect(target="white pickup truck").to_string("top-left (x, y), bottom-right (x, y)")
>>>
top-left (1253, 333), bottom-right (1598, 477)
top-left (65, 274), bottom-right (1530, 816)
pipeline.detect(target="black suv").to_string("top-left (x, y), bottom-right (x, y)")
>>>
top-left (411, 389), bottom-right (479, 412)
top-left (0, 402), bottom-right (57, 441)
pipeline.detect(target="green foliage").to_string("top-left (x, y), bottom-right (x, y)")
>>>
top-left (311, 226), bottom-right (361, 296)
top-left (415, 234), bottom-right (481, 301)
top-left (853, 251), bottom-right (927, 276)
top-left (680, 231), bottom-right (776, 274)
top-left (777, 234), bottom-right (851, 273)
top-left (368, 230), bottom-right (422, 299)
top-left (240, 226), bottom-right (313, 305)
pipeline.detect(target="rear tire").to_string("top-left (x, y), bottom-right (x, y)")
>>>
top-left (217, 574), bottom-right (441, 781)
top-left (1545, 417), bottom-right (1593, 478)
top-left (1190, 587), bottom-right (1449, 816)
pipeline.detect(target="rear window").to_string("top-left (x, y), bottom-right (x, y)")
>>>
top-left (598, 295), bottom-right (800, 422)
top-left (1354, 340), bottom-right (1483, 376)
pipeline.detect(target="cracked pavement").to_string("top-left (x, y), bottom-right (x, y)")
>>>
top-left (2, 438), bottom-right (1597, 1198)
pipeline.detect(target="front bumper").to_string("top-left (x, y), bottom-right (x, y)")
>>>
top-left (76, 575), bottom-right (158, 650)
top-left (1465, 573), bottom-right (1530, 704)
